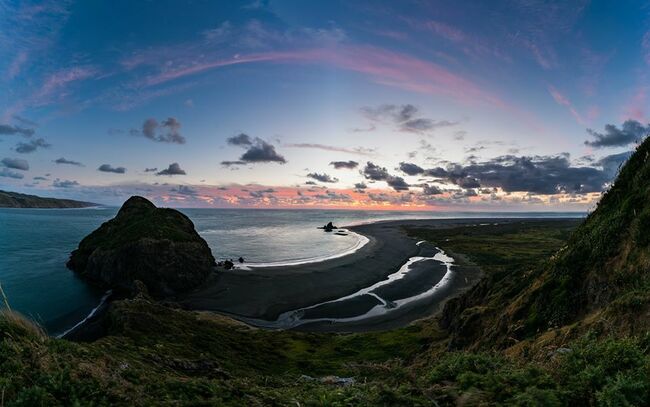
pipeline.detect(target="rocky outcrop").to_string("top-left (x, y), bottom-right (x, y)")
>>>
top-left (318, 221), bottom-right (338, 232)
top-left (67, 196), bottom-right (215, 298)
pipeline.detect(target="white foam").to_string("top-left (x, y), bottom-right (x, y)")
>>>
top-left (238, 231), bottom-right (370, 269)
top-left (57, 290), bottom-right (112, 338)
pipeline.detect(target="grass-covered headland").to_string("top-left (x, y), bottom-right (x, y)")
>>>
top-left (2, 137), bottom-right (650, 405)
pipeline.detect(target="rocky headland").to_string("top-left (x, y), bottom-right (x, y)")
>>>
top-left (66, 196), bottom-right (216, 298)
top-left (0, 190), bottom-right (97, 208)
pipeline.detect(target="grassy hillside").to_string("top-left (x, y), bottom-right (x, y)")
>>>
top-left (435, 137), bottom-right (650, 356)
top-left (0, 190), bottom-right (96, 208)
top-left (1, 218), bottom-right (649, 405)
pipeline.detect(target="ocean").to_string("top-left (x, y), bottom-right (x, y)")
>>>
top-left (0, 207), bottom-right (584, 334)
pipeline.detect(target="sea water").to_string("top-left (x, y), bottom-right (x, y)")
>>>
top-left (0, 207), bottom-right (583, 334)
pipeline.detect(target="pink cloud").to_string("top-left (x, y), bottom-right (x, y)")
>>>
top-left (3, 65), bottom-right (96, 119)
top-left (142, 46), bottom-right (504, 106)
top-left (622, 86), bottom-right (648, 123)
top-left (6, 51), bottom-right (28, 79)
top-left (34, 66), bottom-right (96, 104)
top-left (548, 85), bottom-right (586, 124)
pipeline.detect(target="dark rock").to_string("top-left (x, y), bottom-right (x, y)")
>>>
top-left (224, 260), bottom-right (234, 270)
top-left (238, 257), bottom-right (244, 263)
top-left (319, 221), bottom-right (338, 232)
top-left (66, 196), bottom-right (216, 298)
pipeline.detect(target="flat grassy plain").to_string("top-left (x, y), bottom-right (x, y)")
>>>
top-left (3, 219), bottom-right (650, 405)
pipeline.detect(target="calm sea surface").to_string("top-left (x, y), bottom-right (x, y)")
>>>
top-left (0, 207), bottom-right (584, 334)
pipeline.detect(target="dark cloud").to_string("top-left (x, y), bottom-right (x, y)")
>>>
top-left (240, 139), bottom-right (286, 163)
top-left (156, 163), bottom-right (186, 176)
top-left (386, 176), bottom-right (409, 191)
top-left (0, 124), bottom-right (35, 137)
top-left (360, 104), bottom-right (457, 133)
top-left (224, 134), bottom-right (286, 164)
top-left (305, 180), bottom-right (317, 185)
top-left (15, 138), bottom-right (50, 153)
top-left (1, 157), bottom-right (29, 171)
top-left (307, 172), bottom-right (339, 183)
top-left (54, 157), bottom-right (83, 166)
top-left (597, 151), bottom-right (634, 177)
top-left (422, 184), bottom-right (443, 195)
top-left (584, 120), bottom-right (650, 148)
top-left (362, 161), bottom-right (409, 191)
top-left (52, 179), bottom-right (79, 188)
top-left (98, 164), bottom-right (127, 174)
top-left (227, 133), bottom-right (253, 146)
top-left (424, 154), bottom-right (615, 194)
top-left (362, 161), bottom-right (390, 180)
top-left (33, 176), bottom-right (47, 181)
top-left (314, 191), bottom-right (352, 201)
top-left (368, 192), bottom-right (393, 202)
top-left (458, 177), bottom-right (481, 188)
top-left (142, 118), bottom-right (157, 139)
top-left (399, 162), bottom-right (424, 175)
top-left (330, 160), bottom-right (359, 169)
top-left (136, 117), bottom-right (186, 144)
top-left (220, 160), bottom-right (247, 167)
top-left (171, 185), bottom-right (197, 195)
top-left (144, 167), bottom-right (158, 172)
top-left (354, 182), bottom-right (367, 190)
top-left (0, 168), bottom-right (24, 179)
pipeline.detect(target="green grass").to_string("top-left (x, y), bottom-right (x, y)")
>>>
top-left (4, 215), bottom-right (650, 405)
top-left (406, 219), bottom-right (579, 349)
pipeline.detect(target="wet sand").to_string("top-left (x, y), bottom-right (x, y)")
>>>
top-left (179, 218), bottom-right (501, 331)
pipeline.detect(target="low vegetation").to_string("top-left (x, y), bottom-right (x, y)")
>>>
top-left (2, 139), bottom-right (650, 405)
top-left (3, 218), bottom-right (641, 406)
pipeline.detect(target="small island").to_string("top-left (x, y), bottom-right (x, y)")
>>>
top-left (0, 190), bottom-right (97, 208)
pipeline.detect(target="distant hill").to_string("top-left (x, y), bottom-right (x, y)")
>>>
top-left (0, 190), bottom-right (98, 208)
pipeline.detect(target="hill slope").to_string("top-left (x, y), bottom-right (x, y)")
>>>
top-left (441, 136), bottom-right (650, 350)
top-left (0, 190), bottom-right (97, 208)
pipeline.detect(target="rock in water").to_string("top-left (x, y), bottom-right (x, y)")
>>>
top-left (66, 196), bottom-right (216, 298)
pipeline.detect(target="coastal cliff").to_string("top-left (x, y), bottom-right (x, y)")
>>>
top-left (0, 190), bottom-right (96, 208)
top-left (66, 196), bottom-right (216, 298)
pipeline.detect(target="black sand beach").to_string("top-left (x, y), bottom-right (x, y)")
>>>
top-left (179, 218), bottom-right (504, 331)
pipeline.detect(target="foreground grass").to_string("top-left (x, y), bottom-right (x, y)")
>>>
top-left (3, 219), bottom-right (650, 405)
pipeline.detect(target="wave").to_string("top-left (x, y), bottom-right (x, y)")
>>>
top-left (56, 290), bottom-right (112, 338)
top-left (236, 230), bottom-right (370, 269)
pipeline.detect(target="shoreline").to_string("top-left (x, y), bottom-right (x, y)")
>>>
top-left (178, 218), bottom-right (518, 330)
top-left (240, 229), bottom-right (370, 269)
top-left (63, 217), bottom-right (580, 336)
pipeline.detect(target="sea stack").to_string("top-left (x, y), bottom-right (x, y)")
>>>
top-left (66, 196), bottom-right (216, 298)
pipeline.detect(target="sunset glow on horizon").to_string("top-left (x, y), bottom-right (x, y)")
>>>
top-left (1, 0), bottom-right (649, 211)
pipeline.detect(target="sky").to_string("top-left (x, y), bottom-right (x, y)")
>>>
top-left (1, 0), bottom-right (649, 210)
